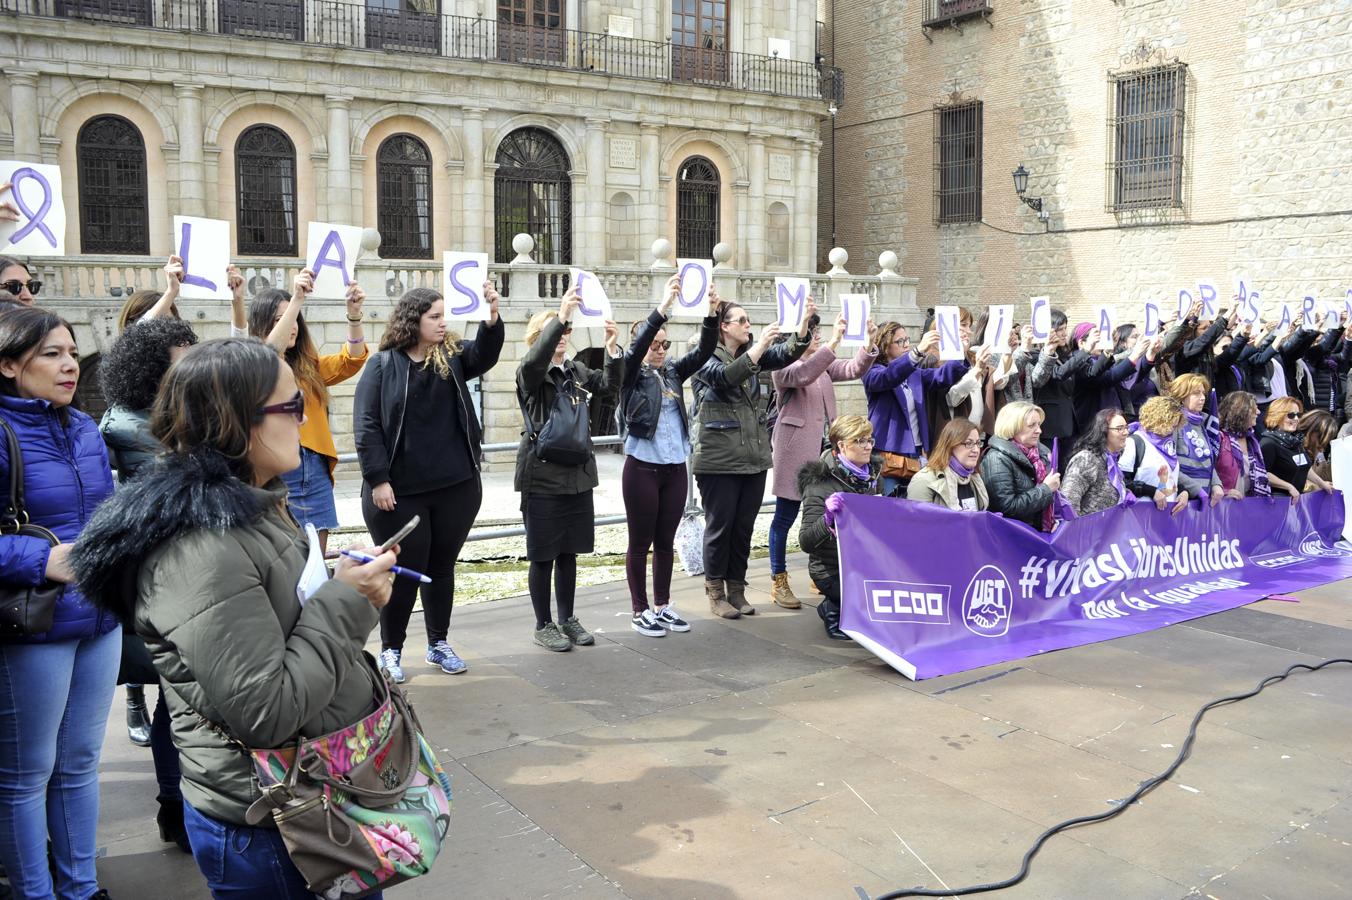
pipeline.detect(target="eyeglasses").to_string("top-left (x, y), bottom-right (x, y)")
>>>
top-left (1108, 425), bottom-right (1130, 433)
top-left (723, 316), bottom-right (750, 325)
top-left (893, 336), bottom-right (911, 346)
top-left (850, 437), bottom-right (876, 447)
top-left (1285, 412), bottom-right (1300, 420)
top-left (650, 340), bottom-right (672, 351)
top-left (958, 439), bottom-right (982, 449)
top-left (0, 279), bottom-right (40, 297)
top-left (258, 390), bottom-right (305, 423)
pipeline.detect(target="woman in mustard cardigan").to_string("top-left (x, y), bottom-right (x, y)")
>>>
top-left (249, 268), bottom-right (368, 554)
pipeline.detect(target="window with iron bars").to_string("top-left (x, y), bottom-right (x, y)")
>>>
top-left (376, 134), bottom-right (434, 259)
top-left (933, 101), bottom-right (982, 224)
top-left (1107, 63), bottom-right (1186, 212)
top-left (76, 114), bottom-right (150, 254)
top-left (235, 125), bottom-right (298, 257)
top-left (676, 156), bottom-right (720, 260)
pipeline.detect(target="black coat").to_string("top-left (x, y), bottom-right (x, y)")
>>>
top-left (1032, 350), bottom-right (1093, 442)
top-left (352, 319), bottom-right (504, 488)
top-left (1175, 315), bottom-right (1231, 381)
top-left (619, 309), bottom-right (718, 441)
top-left (1238, 333), bottom-right (1279, 397)
top-left (796, 452), bottom-right (882, 587)
top-left (979, 436), bottom-right (1054, 531)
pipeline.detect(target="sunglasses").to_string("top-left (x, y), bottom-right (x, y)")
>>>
top-left (649, 340), bottom-right (672, 351)
top-left (1285, 412), bottom-right (1300, 420)
top-left (258, 390), bottom-right (305, 423)
top-left (0, 279), bottom-right (40, 297)
top-left (723, 315), bottom-right (750, 325)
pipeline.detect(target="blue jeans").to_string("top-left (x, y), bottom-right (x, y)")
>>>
top-left (768, 497), bottom-right (802, 575)
top-left (280, 447), bottom-right (339, 533)
top-left (183, 801), bottom-right (385, 900)
top-left (0, 626), bottom-right (121, 900)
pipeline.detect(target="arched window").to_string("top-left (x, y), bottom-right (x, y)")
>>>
top-left (76, 115), bottom-right (149, 255)
top-left (493, 127), bottom-right (571, 266)
top-left (608, 192), bottom-right (636, 263)
top-left (377, 134), bottom-right (433, 259)
top-left (676, 156), bottom-right (720, 260)
top-left (235, 125), bottom-right (298, 256)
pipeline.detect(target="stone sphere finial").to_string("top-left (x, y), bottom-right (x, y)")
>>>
top-left (650, 238), bottom-right (673, 265)
top-left (360, 227), bottom-right (382, 253)
top-left (828, 247), bottom-right (848, 271)
top-left (511, 233), bottom-right (535, 263)
top-left (878, 250), bottom-right (899, 275)
top-left (712, 242), bottom-right (732, 266)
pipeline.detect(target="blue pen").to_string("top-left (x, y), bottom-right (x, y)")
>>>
top-left (339, 550), bottom-right (432, 584)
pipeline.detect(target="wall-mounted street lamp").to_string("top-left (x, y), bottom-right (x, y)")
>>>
top-left (1011, 164), bottom-right (1047, 219)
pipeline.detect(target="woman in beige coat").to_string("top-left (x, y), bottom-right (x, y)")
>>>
top-left (906, 417), bottom-right (990, 511)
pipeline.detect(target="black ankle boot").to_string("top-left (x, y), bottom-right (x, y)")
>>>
top-left (818, 598), bottom-right (850, 641)
top-left (157, 796), bottom-right (192, 854)
top-left (125, 685), bottom-right (151, 747)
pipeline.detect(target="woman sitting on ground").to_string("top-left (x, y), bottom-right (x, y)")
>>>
top-left (798, 414), bottom-right (882, 641)
top-left (906, 417), bottom-right (988, 511)
top-left (1061, 408), bottom-right (1134, 517)
top-left (979, 401), bottom-right (1061, 531)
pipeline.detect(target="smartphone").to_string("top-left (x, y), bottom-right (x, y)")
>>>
top-left (377, 515), bottom-right (420, 553)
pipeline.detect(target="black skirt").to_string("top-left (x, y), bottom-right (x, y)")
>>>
top-left (522, 490), bottom-right (595, 561)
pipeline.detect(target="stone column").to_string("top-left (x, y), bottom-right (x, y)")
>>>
top-left (174, 83), bottom-right (206, 217)
top-left (639, 123), bottom-right (662, 250)
top-left (794, 137), bottom-right (815, 272)
top-left (324, 95), bottom-right (353, 223)
top-left (732, 182), bottom-right (749, 270)
top-left (582, 116), bottom-right (608, 267)
top-left (461, 107), bottom-right (488, 253)
top-left (747, 132), bottom-right (768, 271)
top-left (6, 70), bottom-right (40, 161)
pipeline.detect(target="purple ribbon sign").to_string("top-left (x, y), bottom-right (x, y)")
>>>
top-left (836, 491), bottom-right (1352, 680)
top-left (0, 161), bottom-right (65, 256)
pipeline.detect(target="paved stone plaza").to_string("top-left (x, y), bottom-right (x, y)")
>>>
top-left (92, 561), bottom-right (1351, 899)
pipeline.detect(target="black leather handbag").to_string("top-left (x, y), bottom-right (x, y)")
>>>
top-left (519, 369), bottom-right (593, 467)
top-left (0, 415), bottom-right (65, 637)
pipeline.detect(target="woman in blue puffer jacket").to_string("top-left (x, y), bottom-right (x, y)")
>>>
top-left (0, 305), bottom-right (118, 900)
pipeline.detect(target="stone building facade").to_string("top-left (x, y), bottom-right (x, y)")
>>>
top-left (820, 0), bottom-right (1352, 323)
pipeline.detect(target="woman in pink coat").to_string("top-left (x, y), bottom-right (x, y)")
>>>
top-left (768, 312), bottom-right (879, 608)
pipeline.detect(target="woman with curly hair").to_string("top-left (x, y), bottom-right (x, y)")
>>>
top-left (1120, 395), bottom-right (1190, 513)
top-left (353, 283), bottom-right (504, 681)
top-left (249, 269), bottom-right (368, 554)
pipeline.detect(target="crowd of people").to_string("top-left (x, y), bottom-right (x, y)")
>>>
top-left (0, 239), bottom-right (1349, 900)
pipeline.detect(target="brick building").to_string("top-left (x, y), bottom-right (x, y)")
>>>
top-left (818, 0), bottom-right (1352, 323)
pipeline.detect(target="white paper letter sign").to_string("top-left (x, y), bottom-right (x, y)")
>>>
top-left (1094, 304), bottom-right (1117, 342)
top-left (443, 252), bottom-right (490, 321)
top-left (569, 268), bottom-right (613, 324)
top-left (305, 222), bottom-right (363, 299)
top-left (673, 258), bottom-right (712, 319)
top-left (173, 216), bottom-right (231, 300)
top-left (1197, 282), bottom-right (1219, 319)
top-left (839, 293), bottom-right (870, 347)
top-left (0, 161), bottom-right (65, 256)
top-left (1030, 296), bottom-right (1051, 343)
top-left (1323, 303), bottom-right (1341, 331)
top-left (1278, 303), bottom-right (1293, 331)
top-left (986, 304), bottom-right (1013, 352)
top-left (1177, 288), bottom-right (1194, 320)
top-left (935, 306), bottom-right (964, 361)
top-left (1301, 294), bottom-right (1319, 329)
top-left (1345, 289), bottom-right (1352, 321)
top-left (774, 277), bottom-right (810, 330)
top-left (1235, 275), bottom-right (1261, 324)
top-left (1143, 301), bottom-right (1160, 337)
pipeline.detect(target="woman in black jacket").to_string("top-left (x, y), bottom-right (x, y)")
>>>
top-left (620, 276), bottom-right (720, 637)
top-left (517, 288), bottom-right (623, 652)
top-left (353, 284), bottom-right (504, 683)
top-left (980, 401), bottom-right (1061, 531)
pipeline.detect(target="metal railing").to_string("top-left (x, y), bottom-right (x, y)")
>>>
top-left (11, 0), bottom-right (843, 104)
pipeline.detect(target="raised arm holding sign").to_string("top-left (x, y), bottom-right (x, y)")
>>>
top-left (1301, 294), bottom-right (1319, 329)
top-left (173, 216), bottom-right (232, 301)
top-left (305, 222), bottom-right (363, 299)
top-left (774, 277), bottom-right (810, 330)
top-left (1094, 304), bottom-right (1116, 342)
top-left (443, 252), bottom-right (491, 322)
top-left (673, 258), bottom-right (712, 319)
top-left (1197, 282), bottom-right (1219, 319)
top-left (839, 293), bottom-right (871, 347)
top-left (568, 268), bottom-right (614, 325)
top-left (934, 306), bottom-right (964, 361)
top-left (1029, 296), bottom-right (1051, 343)
top-left (1143, 300), bottom-right (1161, 337)
top-left (0, 162), bottom-right (66, 256)
top-left (986, 305), bottom-right (1013, 354)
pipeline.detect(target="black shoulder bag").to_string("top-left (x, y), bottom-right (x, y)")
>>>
top-left (519, 367), bottom-right (593, 467)
top-left (0, 416), bottom-right (65, 637)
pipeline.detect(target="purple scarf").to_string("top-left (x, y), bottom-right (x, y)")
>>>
top-left (1013, 440), bottom-right (1055, 532)
top-left (1218, 429), bottom-right (1272, 497)
top-left (1128, 422), bottom-right (1179, 464)
top-left (948, 457), bottom-right (977, 479)
top-left (838, 454), bottom-right (873, 483)
top-left (1104, 450), bottom-right (1137, 506)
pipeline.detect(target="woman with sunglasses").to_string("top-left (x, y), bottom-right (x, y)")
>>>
top-left (353, 284), bottom-right (504, 681)
top-left (73, 338), bottom-right (397, 899)
top-left (766, 311), bottom-right (878, 609)
top-left (0, 307), bottom-right (118, 900)
top-left (690, 297), bottom-right (813, 619)
top-left (249, 269), bottom-right (368, 555)
top-left (0, 255), bottom-right (38, 305)
top-left (517, 289), bottom-right (623, 651)
top-left (797, 414), bottom-right (882, 640)
top-left (1062, 408), bottom-right (1135, 517)
top-left (906, 417), bottom-right (989, 511)
top-left (1261, 397), bottom-right (1330, 501)
top-left (619, 276), bottom-right (720, 637)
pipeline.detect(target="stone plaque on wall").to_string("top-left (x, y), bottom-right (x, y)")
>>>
top-left (607, 14), bottom-right (634, 38)
top-left (610, 137), bottom-right (638, 169)
top-left (769, 153), bottom-right (792, 181)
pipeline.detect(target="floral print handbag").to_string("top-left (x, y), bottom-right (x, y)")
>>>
top-left (241, 653), bottom-right (452, 899)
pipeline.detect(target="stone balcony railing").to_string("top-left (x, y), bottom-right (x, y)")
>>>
top-left (42, 232), bottom-right (919, 468)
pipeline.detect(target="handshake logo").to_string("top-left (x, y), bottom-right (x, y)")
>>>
top-left (962, 565), bottom-right (1013, 638)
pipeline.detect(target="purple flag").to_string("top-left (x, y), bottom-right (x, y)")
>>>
top-left (1048, 437), bottom-right (1078, 522)
top-left (836, 491), bottom-right (1352, 680)
top-left (1049, 437), bottom-right (1059, 471)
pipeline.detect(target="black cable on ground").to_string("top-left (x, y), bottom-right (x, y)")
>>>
top-left (863, 657), bottom-right (1352, 900)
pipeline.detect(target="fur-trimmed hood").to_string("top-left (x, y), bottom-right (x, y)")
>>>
top-left (71, 450), bottom-right (279, 623)
top-left (795, 449), bottom-right (883, 497)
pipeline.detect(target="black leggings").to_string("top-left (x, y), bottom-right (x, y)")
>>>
top-left (362, 477), bottom-right (482, 650)
top-left (696, 471), bottom-right (767, 583)
top-left (621, 457), bottom-right (687, 613)
top-left (530, 555), bottom-right (577, 628)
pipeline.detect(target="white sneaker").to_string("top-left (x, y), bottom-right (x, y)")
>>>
top-left (379, 648), bottom-right (405, 684)
top-left (631, 609), bottom-right (667, 637)
top-left (656, 605), bottom-right (691, 632)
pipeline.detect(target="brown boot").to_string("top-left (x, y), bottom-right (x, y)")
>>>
top-left (706, 579), bottom-right (740, 619)
top-left (726, 580), bottom-right (756, 616)
top-left (771, 572), bottom-right (801, 609)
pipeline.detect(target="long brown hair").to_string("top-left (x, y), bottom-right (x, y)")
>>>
top-left (380, 287), bottom-right (462, 378)
top-left (248, 288), bottom-right (327, 404)
top-left (1298, 409), bottom-right (1337, 457)
top-left (150, 338), bottom-right (281, 483)
top-left (117, 290), bottom-right (180, 331)
top-left (926, 418), bottom-right (980, 475)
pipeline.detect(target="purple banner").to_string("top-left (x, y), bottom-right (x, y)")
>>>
top-left (836, 491), bottom-right (1352, 680)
